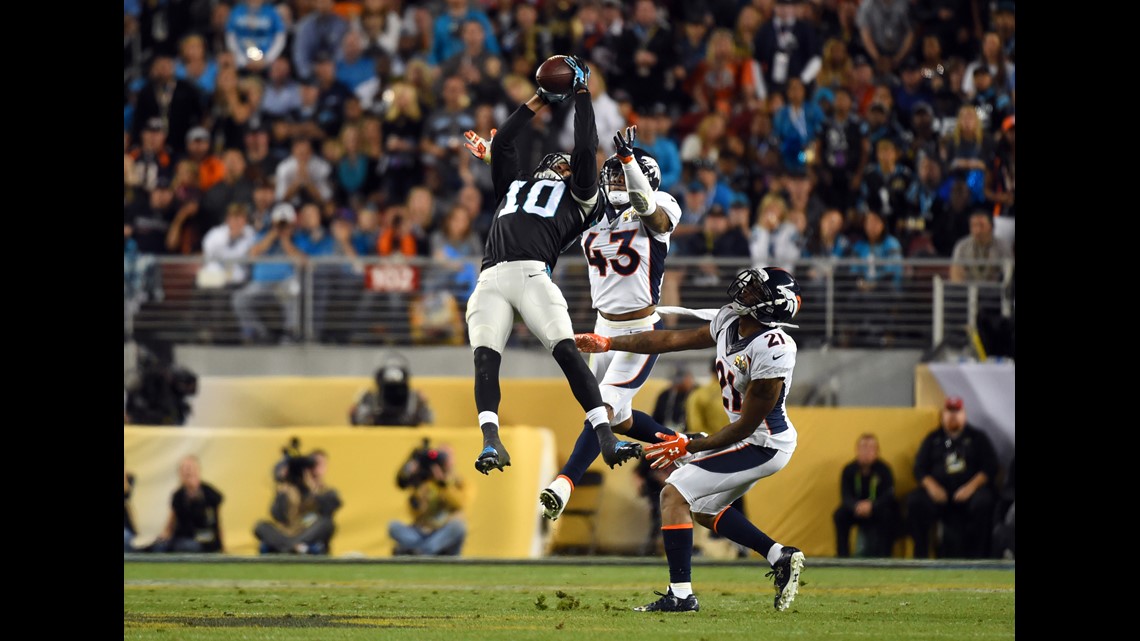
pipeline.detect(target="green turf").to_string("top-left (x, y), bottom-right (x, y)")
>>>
top-left (124, 559), bottom-right (1014, 641)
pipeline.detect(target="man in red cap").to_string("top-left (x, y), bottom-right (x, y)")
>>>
top-left (904, 396), bottom-right (999, 558)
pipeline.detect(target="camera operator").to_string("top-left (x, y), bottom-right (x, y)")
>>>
top-left (254, 440), bottom-right (343, 555)
top-left (124, 345), bottom-right (198, 426)
top-left (388, 440), bottom-right (468, 556)
top-left (350, 355), bottom-right (434, 426)
top-left (146, 455), bottom-right (225, 553)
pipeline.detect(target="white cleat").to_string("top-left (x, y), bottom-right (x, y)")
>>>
top-left (539, 476), bottom-right (572, 521)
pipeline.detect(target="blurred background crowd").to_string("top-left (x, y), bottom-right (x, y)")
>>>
top-left (123, 0), bottom-right (1015, 346)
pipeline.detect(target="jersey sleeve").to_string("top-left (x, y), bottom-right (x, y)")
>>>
top-left (708, 306), bottom-right (736, 341)
top-left (647, 191), bottom-right (683, 241)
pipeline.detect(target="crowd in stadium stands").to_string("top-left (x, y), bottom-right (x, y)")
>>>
top-left (124, 0), bottom-right (1015, 342)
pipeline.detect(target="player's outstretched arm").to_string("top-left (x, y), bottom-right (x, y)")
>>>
top-left (575, 325), bottom-right (715, 355)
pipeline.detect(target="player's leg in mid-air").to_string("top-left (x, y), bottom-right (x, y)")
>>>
top-left (515, 264), bottom-right (642, 472)
top-left (466, 263), bottom-right (517, 474)
top-left (540, 315), bottom-right (678, 520)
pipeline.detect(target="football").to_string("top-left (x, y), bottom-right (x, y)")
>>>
top-left (535, 55), bottom-right (575, 94)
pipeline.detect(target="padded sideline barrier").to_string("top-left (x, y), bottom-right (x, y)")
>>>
top-left (124, 426), bottom-right (556, 558)
top-left (127, 406), bottom-right (940, 558)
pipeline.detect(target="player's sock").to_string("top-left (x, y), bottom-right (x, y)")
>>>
top-left (546, 475), bottom-right (573, 504)
top-left (473, 347), bottom-right (502, 413)
top-left (663, 524), bottom-right (694, 588)
top-left (559, 420), bottom-right (601, 483)
top-left (712, 506), bottom-right (777, 557)
top-left (668, 582), bottom-right (693, 599)
top-left (627, 410), bottom-right (676, 443)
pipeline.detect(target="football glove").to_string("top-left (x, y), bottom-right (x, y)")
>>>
top-left (644, 432), bottom-right (691, 470)
top-left (537, 87), bottom-right (570, 104)
top-left (564, 55), bottom-right (591, 93)
top-left (463, 128), bottom-right (496, 165)
top-left (574, 333), bottom-right (612, 353)
top-left (613, 125), bottom-right (637, 162)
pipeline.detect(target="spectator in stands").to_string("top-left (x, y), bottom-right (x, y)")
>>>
top-left (815, 38), bottom-right (853, 93)
top-left (428, 0), bottom-right (500, 67)
top-left (164, 159), bottom-right (203, 255)
top-left (429, 204), bottom-right (482, 304)
top-left (210, 66), bottom-right (263, 153)
top-left (984, 115), bottom-right (1015, 248)
top-left (892, 57), bottom-right (935, 132)
top-left (421, 76), bottom-right (477, 195)
top-left (438, 19), bottom-right (504, 105)
top-left (949, 210), bottom-right (1013, 284)
top-left (199, 149), bottom-right (254, 241)
top-left (966, 66), bottom-right (1012, 137)
top-left (930, 170), bottom-right (975, 257)
top-left (145, 455), bottom-right (225, 553)
top-left (773, 77), bottom-right (826, 176)
top-left (313, 207), bottom-right (362, 343)
top-left (678, 111), bottom-right (728, 167)
top-left (311, 51), bottom-right (356, 139)
top-left (125, 177), bottom-right (180, 256)
top-left (833, 433), bottom-right (899, 557)
top-left (749, 192), bottom-right (802, 274)
top-left (613, 0), bottom-right (675, 114)
top-left (131, 54), bottom-right (205, 157)
top-left (261, 57), bottom-right (304, 121)
top-left (243, 119), bottom-right (281, 185)
top-left (841, 207), bottom-right (903, 346)
top-left (682, 27), bottom-right (763, 130)
top-left (248, 178), bottom-right (277, 233)
top-left (255, 447), bottom-right (342, 554)
top-left (939, 104), bottom-right (992, 189)
top-left (331, 125), bottom-right (376, 209)
top-left (905, 396), bottom-right (998, 559)
top-left (225, 0), bottom-right (288, 74)
top-left (182, 126), bottom-right (226, 193)
top-left (902, 101), bottom-right (940, 172)
top-left (175, 33), bottom-right (218, 96)
top-left (126, 118), bottom-right (176, 203)
top-left (753, 0), bottom-right (821, 98)
top-left (499, 0), bottom-right (554, 78)
top-left (351, 205), bottom-right (381, 257)
top-left (292, 0), bottom-right (350, 82)
top-left (389, 441), bottom-right (467, 555)
top-left (635, 104), bottom-right (682, 194)
top-left (199, 202), bottom-right (257, 289)
top-left (335, 30), bottom-right (376, 92)
top-left (355, 1), bottom-right (404, 71)
top-left (378, 82), bottom-right (426, 204)
top-left (276, 136), bottom-right (334, 209)
top-left (856, 0), bottom-right (916, 77)
top-left (858, 136), bottom-right (915, 244)
top-left (962, 32), bottom-right (1015, 100)
top-left (350, 355), bottom-right (435, 426)
top-left (901, 151), bottom-right (944, 256)
top-left (231, 202), bottom-right (306, 344)
top-left (814, 87), bottom-right (868, 216)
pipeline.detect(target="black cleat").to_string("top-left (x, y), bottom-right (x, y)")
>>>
top-left (633, 589), bottom-right (699, 612)
top-left (765, 546), bottom-right (805, 611)
top-left (474, 438), bottom-right (511, 475)
top-left (600, 439), bottom-right (642, 468)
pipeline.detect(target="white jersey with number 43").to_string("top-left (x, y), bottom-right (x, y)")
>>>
top-left (707, 305), bottom-right (799, 455)
top-left (579, 192), bottom-right (683, 315)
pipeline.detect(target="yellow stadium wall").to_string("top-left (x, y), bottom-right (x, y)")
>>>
top-left (129, 378), bottom-right (940, 558)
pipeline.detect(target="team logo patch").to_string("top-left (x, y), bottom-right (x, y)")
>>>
top-left (733, 354), bottom-right (750, 373)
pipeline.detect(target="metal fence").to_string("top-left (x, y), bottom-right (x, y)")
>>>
top-left (124, 255), bottom-right (1014, 352)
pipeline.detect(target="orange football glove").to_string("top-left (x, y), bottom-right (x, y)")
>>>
top-left (643, 432), bottom-right (691, 470)
top-left (463, 128), bottom-right (496, 165)
top-left (574, 333), bottom-right (612, 353)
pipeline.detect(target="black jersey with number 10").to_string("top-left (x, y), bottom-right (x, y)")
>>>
top-left (480, 178), bottom-right (600, 271)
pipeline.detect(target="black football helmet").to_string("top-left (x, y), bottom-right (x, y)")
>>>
top-left (601, 147), bottom-right (661, 207)
top-left (727, 267), bottom-right (802, 327)
top-left (534, 152), bottom-right (572, 181)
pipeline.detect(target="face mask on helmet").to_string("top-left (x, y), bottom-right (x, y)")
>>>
top-left (727, 267), bottom-right (802, 327)
top-left (601, 149), bottom-right (661, 207)
top-left (534, 152), bottom-right (571, 181)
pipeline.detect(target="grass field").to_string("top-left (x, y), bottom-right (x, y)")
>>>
top-left (124, 557), bottom-right (1014, 640)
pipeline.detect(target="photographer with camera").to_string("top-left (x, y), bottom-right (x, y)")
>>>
top-left (145, 455), bottom-right (225, 553)
top-left (350, 354), bottom-right (434, 427)
top-left (124, 343), bottom-right (198, 426)
top-left (388, 439), bottom-right (468, 556)
top-left (254, 439), bottom-right (343, 555)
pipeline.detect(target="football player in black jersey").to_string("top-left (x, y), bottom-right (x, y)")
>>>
top-left (465, 55), bottom-right (642, 475)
